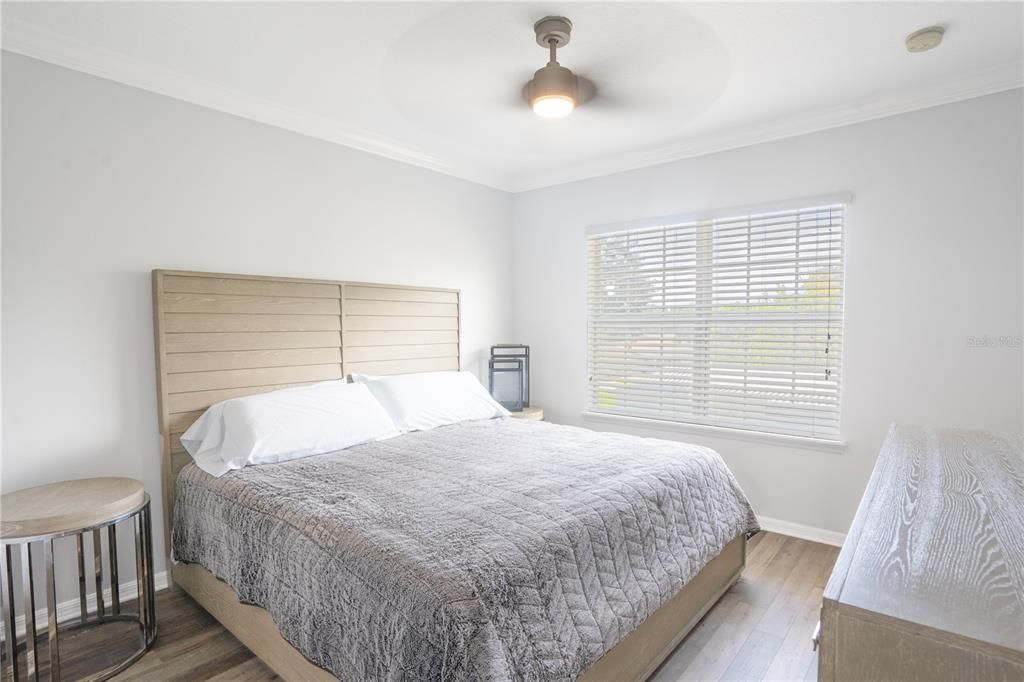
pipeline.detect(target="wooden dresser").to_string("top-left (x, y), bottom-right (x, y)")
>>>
top-left (818, 425), bottom-right (1024, 681)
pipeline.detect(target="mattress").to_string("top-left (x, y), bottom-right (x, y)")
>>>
top-left (172, 418), bottom-right (758, 681)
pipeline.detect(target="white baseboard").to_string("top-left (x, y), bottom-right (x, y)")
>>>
top-left (2, 570), bottom-right (169, 640)
top-left (757, 515), bottom-right (846, 547)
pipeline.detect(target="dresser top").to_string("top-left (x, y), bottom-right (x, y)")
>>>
top-left (824, 425), bottom-right (1024, 653)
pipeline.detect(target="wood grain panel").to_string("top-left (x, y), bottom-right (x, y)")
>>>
top-left (837, 427), bottom-right (1024, 650)
top-left (345, 330), bottom-right (459, 347)
top-left (165, 348), bottom-right (342, 373)
top-left (344, 343), bottom-right (458, 363)
top-left (162, 274), bottom-right (340, 299)
top-left (344, 299), bottom-right (458, 317)
top-left (165, 331), bottom-right (341, 353)
top-left (167, 410), bottom-right (206, 433)
top-left (819, 425), bottom-right (1024, 681)
top-left (170, 437), bottom-right (186, 457)
top-left (343, 285), bottom-right (457, 304)
top-left (343, 316), bottom-right (459, 332)
top-left (171, 450), bottom-right (191, 482)
top-left (832, 609), bottom-right (1024, 681)
top-left (166, 364), bottom-right (342, 394)
top-left (345, 356), bottom-right (459, 376)
top-left (166, 381), bottom-right (323, 413)
top-left (165, 313), bottom-right (340, 333)
top-left (162, 292), bottom-right (340, 315)
top-left (169, 435), bottom-right (189, 460)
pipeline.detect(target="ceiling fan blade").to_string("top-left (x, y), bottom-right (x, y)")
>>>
top-left (575, 75), bottom-right (629, 110)
top-left (576, 75), bottom-right (598, 105)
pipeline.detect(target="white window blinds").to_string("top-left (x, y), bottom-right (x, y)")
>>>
top-left (587, 201), bottom-right (845, 440)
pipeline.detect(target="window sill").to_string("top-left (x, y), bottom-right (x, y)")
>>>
top-left (580, 411), bottom-right (847, 453)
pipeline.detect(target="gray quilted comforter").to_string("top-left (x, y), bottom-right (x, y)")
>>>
top-left (173, 418), bottom-right (758, 681)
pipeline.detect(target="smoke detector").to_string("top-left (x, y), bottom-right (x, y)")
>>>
top-left (906, 26), bottom-right (945, 53)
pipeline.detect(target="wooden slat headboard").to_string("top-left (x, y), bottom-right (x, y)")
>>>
top-left (152, 269), bottom-right (460, 556)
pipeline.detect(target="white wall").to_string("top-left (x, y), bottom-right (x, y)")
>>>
top-left (511, 89), bottom-right (1024, 536)
top-left (1, 53), bottom-right (512, 594)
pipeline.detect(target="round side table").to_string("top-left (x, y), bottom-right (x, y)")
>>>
top-left (0, 477), bottom-right (156, 681)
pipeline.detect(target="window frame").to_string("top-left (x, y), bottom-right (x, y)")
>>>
top-left (583, 193), bottom-right (851, 448)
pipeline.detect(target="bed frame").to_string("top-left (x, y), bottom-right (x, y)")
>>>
top-left (152, 269), bottom-right (745, 682)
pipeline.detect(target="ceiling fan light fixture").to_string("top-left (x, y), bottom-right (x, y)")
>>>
top-left (528, 16), bottom-right (578, 119)
top-left (529, 62), bottom-right (577, 118)
top-left (532, 95), bottom-right (575, 119)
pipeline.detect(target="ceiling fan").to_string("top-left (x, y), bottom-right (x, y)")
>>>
top-left (526, 16), bottom-right (598, 119)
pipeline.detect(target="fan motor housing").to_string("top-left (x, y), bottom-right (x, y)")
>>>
top-left (528, 63), bottom-right (578, 102)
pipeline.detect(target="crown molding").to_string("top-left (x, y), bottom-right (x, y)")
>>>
top-left (1, 17), bottom-right (513, 191)
top-left (4, 16), bottom-right (1021, 195)
top-left (507, 62), bottom-right (1024, 192)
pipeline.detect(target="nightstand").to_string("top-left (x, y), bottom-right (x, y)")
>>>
top-left (509, 406), bottom-right (544, 421)
top-left (0, 477), bottom-right (157, 680)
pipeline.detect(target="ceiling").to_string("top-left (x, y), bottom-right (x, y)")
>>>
top-left (3, 2), bottom-right (1022, 192)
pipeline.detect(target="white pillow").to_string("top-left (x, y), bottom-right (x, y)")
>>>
top-left (355, 371), bottom-right (509, 432)
top-left (180, 381), bottom-right (400, 477)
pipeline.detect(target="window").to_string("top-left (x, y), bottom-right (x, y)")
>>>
top-left (586, 199), bottom-right (845, 441)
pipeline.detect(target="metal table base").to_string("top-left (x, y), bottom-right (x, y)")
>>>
top-left (1, 499), bottom-right (156, 681)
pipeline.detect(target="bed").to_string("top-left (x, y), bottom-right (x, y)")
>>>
top-left (152, 270), bottom-right (758, 681)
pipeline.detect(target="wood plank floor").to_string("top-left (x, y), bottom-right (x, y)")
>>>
top-left (650, 532), bottom-right (838, 682)
top-left (97, 531), bottom-right (836, 681)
